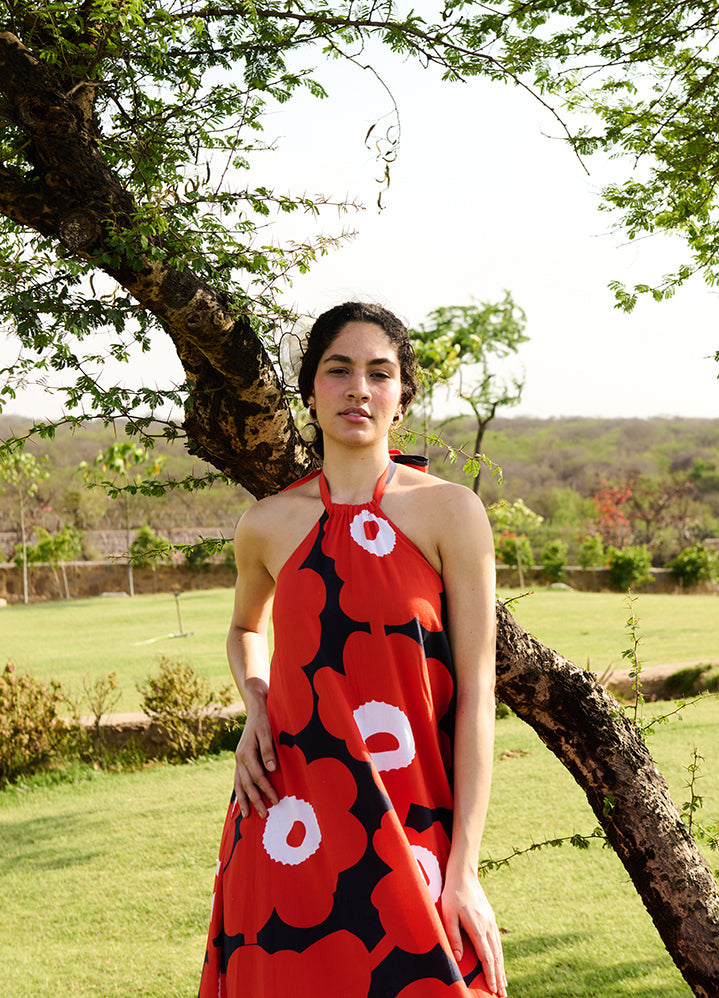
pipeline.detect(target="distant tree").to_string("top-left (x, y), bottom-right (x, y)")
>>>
top-left (490, 498), bottom-right (543, 587)
top-left (15, 523), bottom-right (84, 599)
top-left (0, 452), bottom-right (48, 604)
top-left (81, 443), bottom-right (165, 596)
top-left (626, 475), bottom-right (696, 552)
top-left (591, 480), bottom-right (633, 549)
top-left (411, 294), bottom-right (527, 491)
top-left (593, 475), bottom-right (697, 558)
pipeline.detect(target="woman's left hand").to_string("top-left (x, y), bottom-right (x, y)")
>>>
top-left (441, 873), bottom-right (507, 997)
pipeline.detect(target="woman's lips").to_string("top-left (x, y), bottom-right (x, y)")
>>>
top-left (340, 408), bottom-right (370, 422)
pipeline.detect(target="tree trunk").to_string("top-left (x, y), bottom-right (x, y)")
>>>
top-left (496, 601), bottom-right (719, 996)
top-left (0, 31), bottom-right (313, 499)
top-left (124, 503), bottom-right (134, 599)
top-left (19, 489), bottom-right (28, 606)
top-left (1, 28), bottom-right (717, 996)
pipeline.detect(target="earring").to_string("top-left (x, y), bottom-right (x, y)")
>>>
top-left (309, 405), bottom-right (317, 421)
top-left (301, 421), bottom-right (319, 444)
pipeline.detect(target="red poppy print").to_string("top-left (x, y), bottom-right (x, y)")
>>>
top-left (223, 747), bottom-right (366, 936)
top-left (314, 630), bottom-right (454, 821)
top-left (225, 931), bottom-right (372, 998)
top-left (269, 563), bottom-right (326, 735)
top-left (323, 508), bottom-right (444, 630)
top-left (371, 811), bottom-right (451, 955)
top-left (397, 977), bottom-right (493, 998)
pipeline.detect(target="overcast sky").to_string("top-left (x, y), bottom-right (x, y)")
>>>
top-left (2, 51), bottom-right (717, 423)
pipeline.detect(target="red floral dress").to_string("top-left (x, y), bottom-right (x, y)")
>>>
top-left (198, 463), bottom-right (493, 997)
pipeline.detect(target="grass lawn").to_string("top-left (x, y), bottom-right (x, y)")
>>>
top-left (1, 587), bottom-right (717, 712)
top-left (1, 698), bottom-right (717, 997)
top-left (498, 587), bottom-right (719, 674)
top-left (0, 588), bottom-right (237, 712)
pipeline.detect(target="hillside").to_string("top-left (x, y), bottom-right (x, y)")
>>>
top-left (431, 415), bottom-right (719, 510)
top-left (0, 416), bottom-right (252, 558)
top-left (2, 414), bottom-right (718, 564)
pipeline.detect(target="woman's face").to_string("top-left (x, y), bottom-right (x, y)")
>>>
top-left (309, 321), bottom-right (403, 448)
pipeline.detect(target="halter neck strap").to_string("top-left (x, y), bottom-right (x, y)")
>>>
top-left (319, 463), bottom-right (393, 510)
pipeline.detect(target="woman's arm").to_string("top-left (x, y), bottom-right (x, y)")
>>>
top-left (436, 486), bottom-right (507, 997)
top-left (227, 505), bottom-right (279, 820)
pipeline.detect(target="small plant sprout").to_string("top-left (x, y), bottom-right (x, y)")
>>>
top-left (621, 591), bottom-right (644, 727)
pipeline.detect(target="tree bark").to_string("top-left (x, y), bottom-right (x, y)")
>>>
top-left (496, 601), bottom-right (719, 996)
top-left (1, 26), bottom-right (718, 997)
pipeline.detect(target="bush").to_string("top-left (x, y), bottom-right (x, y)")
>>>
top-left (606, 545), bottom-right (653, 592)
top-left (577, 534), bottom-right (605, 570)
top-left (137, 657), bottom-right (233, 760)
top-left (540, 540), bottom-right (568, 583)
top-left (0, 663), bottom-right (66, 787)
top-left (669, 543), bottom-right (719, 589)
top-left (13, 524), bottom-right (84, 567)
top-left (496, 532), bottom-right (534, 570)
top-left (130, 525), bottom-right (172, 568)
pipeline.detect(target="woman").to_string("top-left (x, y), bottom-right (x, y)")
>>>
top-left (199, 302), bottom-right (506, 998)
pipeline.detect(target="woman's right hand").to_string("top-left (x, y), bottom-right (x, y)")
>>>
top-left (234, 698), bottom-right (279, 820)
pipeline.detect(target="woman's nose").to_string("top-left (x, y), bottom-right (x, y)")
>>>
top-left (346, 375), bottom-right (370, 399)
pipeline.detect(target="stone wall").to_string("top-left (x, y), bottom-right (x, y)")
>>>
top-left (0, 561), bottom-right (236, 603)
top-left (0, 561), bottom-right (713, 604)
top-left (494, 565), bottom-right (691, 593)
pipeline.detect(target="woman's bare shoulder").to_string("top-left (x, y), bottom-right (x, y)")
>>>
top-left (237, 476), bottom-right (321, 533)
top-left (234, 475), bottom-right (324, 578)
top-left (393, 465), bottom-right (488, 514)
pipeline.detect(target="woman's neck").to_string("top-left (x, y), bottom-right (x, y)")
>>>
top-left (320, 442), bottom-right (390, 505)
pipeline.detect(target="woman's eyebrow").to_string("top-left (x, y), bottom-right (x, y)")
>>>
top-left (322, 353), bottom-right (398, 367)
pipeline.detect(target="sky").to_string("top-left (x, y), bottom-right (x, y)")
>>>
top-left (2, 49), bottom-right (717, 423)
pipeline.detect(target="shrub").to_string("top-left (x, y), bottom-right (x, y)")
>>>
top-left (496, 532), bottom-right (534, 570)
top-left (137, 657), bottom-right (233, 760)
top-left (13, 524), bottom-right (84, 567)
top-left (130, 525), bottom-right (172, 568)
top-left (0, 663), bottom-right (66, 787)
top-left (540, 540), bottom-right (568, 583)
top-left (669, 543), bottom-right (719, 589)
top-left (577, 534), bottom-right (605, 570)
top-left (606, 545), bottom-right (653, 592)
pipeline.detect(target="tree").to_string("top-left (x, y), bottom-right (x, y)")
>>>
top-left (1, 5), bottom-right (719, 993)
top-left (411, 295), bottom-right (527, 491)
top-left (593, 475), bottom-right (698, 560)
top-left (0, 451), bottom-right (48, 604)
top-left (81, 442), bottom-right (165, 596)
top-left (15, 523), bottom-right (84, 600)
top-left (490, 498), bottom-right (543, 588)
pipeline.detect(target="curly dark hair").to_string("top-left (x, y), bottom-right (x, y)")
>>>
top-left (297, 302), bottom-right (418, 415)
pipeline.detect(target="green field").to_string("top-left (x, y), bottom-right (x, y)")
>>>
top-left (1, 698), bottom-right (716, 997)
top-left (503, 587), bottom-right (719, 673)
top-left (1, 588), bottom-right (237, 711)
top-left (1, 588), bottom-right (717, 996)
top-left (1, 587), bottom-right (717, 711)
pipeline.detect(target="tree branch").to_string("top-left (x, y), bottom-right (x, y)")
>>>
top-left (496, 601), bottom-right (719, 997)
